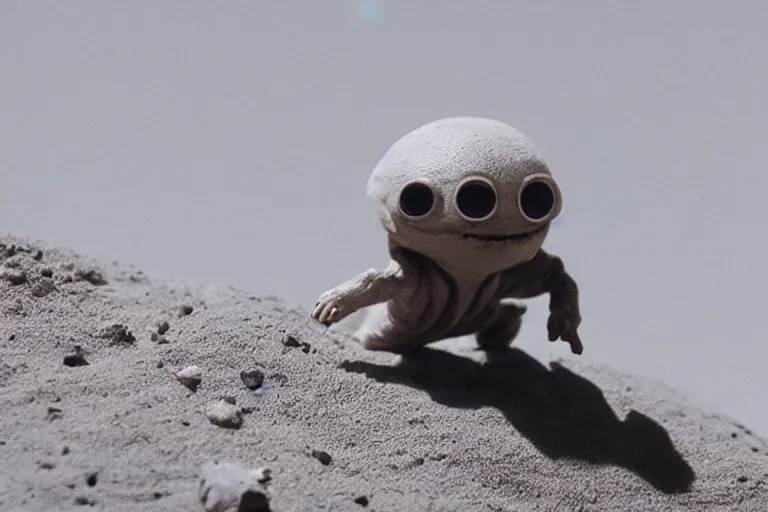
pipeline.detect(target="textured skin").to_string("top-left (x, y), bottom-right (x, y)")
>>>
top-left (312, 117), bottom-right (583, 354)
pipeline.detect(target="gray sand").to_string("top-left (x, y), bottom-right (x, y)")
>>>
top-left (1, 232), bottom-right (767, 512)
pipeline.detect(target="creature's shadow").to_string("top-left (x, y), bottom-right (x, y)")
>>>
top-left (341, 347), bottom-right (696, 494)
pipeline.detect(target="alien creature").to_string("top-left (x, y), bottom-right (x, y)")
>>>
top-left (312, 117), bottom-right (583, 355)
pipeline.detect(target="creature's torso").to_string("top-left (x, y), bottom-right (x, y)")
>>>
top-left (357, 249), bottom-right (542, 350)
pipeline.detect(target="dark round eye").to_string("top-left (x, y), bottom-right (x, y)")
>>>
top-left (455, 179), bottom-right (497, 221)
top-left (519, 180), bottom-right (555, 221)
top-left (398, 182), bottom-right (435, 218)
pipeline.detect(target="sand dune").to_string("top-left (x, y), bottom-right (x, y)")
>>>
top-left (0, 233), bottom-right (766, 511)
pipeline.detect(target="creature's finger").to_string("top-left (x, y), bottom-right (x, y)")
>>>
top-left (546, 319), bottom-right (560, 341)
top-left (567, 331), bottom-right (584, 355)
top-left (317, 305), bottom-right (334, 325)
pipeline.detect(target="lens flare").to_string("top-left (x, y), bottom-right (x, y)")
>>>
top-left (358, 0), bottom-right (380, 23)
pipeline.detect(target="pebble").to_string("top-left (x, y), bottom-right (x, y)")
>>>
top-left (30, 280), bottom-right (57, 298)
top-left (240, 369), bottom-right (265, 390)
top-left (198, 460), bottom-right (271, 512)
top-left (205, 400), bottom-right (243, 429)
top-left (0, 269), bottom-right (27, 286)
top-left (281, 334), bottom-right (300, 348)
top-left (74, 495), bottom-right (96, 506)
top-left (46, 407), bottom-right (63, 421)
top-left (176, 365), bottom-right (202, 392)
top-left (311, 449), bottom-right (332, 465)
top-left (74, 268), bottom-right (107, 285)
top-left (63, 353), bottom-right (89, 367)
top-left (180, 305), bottom-right (194, 316)
top-left (354, 496), bottom-right (370, 507)
top-left (97, 323), bottom-right (136, 345)
top-left (157, 321), bottom-right (170, 334)
top-left (252, 467), bottom-right (272, 483)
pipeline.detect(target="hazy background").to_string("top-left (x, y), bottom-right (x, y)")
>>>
top-left (2, 1), bottom-right (767, 435)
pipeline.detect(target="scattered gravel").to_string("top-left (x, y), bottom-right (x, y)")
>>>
top-left (2, 233), bottom-right (767, 511)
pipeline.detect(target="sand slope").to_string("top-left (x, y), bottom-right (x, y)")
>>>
top-left (0, 233), bottom-right (766, 512)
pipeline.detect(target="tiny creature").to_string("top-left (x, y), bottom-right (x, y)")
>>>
top-left (312, 117), bottom-right (583, 355)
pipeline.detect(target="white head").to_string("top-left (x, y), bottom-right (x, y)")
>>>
top-left (367, 117), bottom-right (563, 276)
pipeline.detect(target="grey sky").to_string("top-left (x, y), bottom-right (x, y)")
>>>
top-left (2, 1), bottom-right (767, 435)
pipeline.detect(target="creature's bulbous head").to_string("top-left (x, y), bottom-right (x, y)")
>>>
top-left (367, 116), bottom-right (562, 275)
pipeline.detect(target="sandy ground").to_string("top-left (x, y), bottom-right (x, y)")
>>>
top-left (0, 232), bottom-right (767, 512)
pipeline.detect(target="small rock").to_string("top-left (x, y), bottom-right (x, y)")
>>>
top-left (176, 365), bottom-right (202, 392)
top-left (30, 280), bottom-right (57, 298)
top-left (199, 460), bottom-right (271, 512)
top-left (354, 496), bottom-right (369, 507)
top-left (737, 476), bottom-right (749, 483)
top-left (181, 420), bottom-right (190, 426)
top-left (46, 407), bottom-right (63, 421)
top-left (74, 495), bottom-right (95, 506)
top-left (311, 449), bottom-right (332, 465)
top-left (240, 369), bottom-right (265, 390)
top-left (205, 400), bottom-right (243, 429)
top-left (86, 472), bottom-right (98, 487)
top-left (74, 268), bottom-right (107, 285)
top-left (157, 321), bottom-right (170, 334)
top-left (63, 353), bottom-right (89, 367)
top-left (97, 323), bottom-right (136, 345)
top-left (8, 334), bottom-right (15, 341)
top-left (62, 446), bottom-right (70, 455)
top-left (0, 269), bottom-right (27, 286)
top-left (40, 267), bottom-right (54, 278)
top-left (156, 361), bottom-right (164, 369)
top-left (221, 395), bottom-right (236, 405)
top-left (39, 461), bottom-right (55, 470)
top-left (300, 342), bottom-right (312, 354)
top-left (151, 333), bottom-right (159, 342)
top-left (33, 250), bottom-right (43, 261)
top-left (179, 305), bottom-right (194, 316)
top-left (252, 467), bottom-right (272, 484)
top-left (281, 335), bottom-right (300, 348)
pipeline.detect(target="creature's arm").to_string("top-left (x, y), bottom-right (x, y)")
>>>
top-left (311, 259), bottom-right (409, 326)
top-left (502, 249), bottom-right (583, 354)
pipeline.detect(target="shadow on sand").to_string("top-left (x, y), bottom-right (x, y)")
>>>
top-left (341, 346), bottom-right (696, 494)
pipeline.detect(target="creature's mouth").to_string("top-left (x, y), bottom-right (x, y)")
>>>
top-left (461, 224), bottom-right (547, 243)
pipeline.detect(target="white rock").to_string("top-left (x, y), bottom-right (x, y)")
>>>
top-left (199, 460), bottom-right (270, 512)
top-left (205, 400), bottom-right (243, 429)
top-left (175, 365), bottom-right (202, 391)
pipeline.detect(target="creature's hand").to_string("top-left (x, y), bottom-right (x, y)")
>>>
top-left (311, 288), bottom-right (354, 326)
top-left (547, 301), bottom-right (583, 355)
